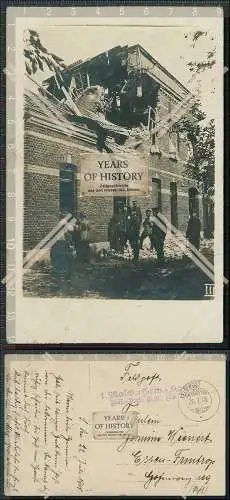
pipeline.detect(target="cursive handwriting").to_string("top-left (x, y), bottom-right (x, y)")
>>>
top-left (120, 404), bottom-right (216, 496)
top-left (6, 368), bottom-right (75, 494)
top-left (117, 429), bottom-right (162, 452)
top-left (173, 447), bottom-right (215, 471)
top-left (131, 447), bottom-right (215, 472)
top-left (5, 370), bottom-right (23, 492)
top-left (75, 416), bottom-right (89, 493)
top-left (120, 362), bottom-right (161, 386)
top-left (168, 427), bottom-right (212, 445)
top-left (144, 468), bottom-right (211, 494)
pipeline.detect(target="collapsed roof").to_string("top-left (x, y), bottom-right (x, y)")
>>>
top-left (42, 44), bottom-right (193, 139)
top-left (25, 44), bottom-right (193, 154)
top-left (44, 44), bottom-right (190, 101)
top-left (24, 84), bottom-right (130, 150)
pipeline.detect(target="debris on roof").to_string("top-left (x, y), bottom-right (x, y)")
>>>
top-left (25, 41), bottom-right (194, 155)
top-left (24, 89), bottom-right (98, 147)
top-left (74, 85), bottom-right (130, 137)
top-left (25, 78), bottom-right (130, 147)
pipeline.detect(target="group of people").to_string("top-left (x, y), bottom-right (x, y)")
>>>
top-left (108, 201), bottom-right (167, 263)
top-left (108, 201), bottom-right (202, 263)
top-left (50, 204), bottom-right (202, 274)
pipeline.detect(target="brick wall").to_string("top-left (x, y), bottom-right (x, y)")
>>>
top-left (150, 154), bottom-right (193, 187)
top-left (24, 120), bottom-right (200, 250)
top-left (24, 128), bottom-right (96, 170)
top-left (161, 192), bottom-right (190, 232)
top-left (23, 48), bottom-right (201, 250)
top-left (79, 196), bottom-right (114, 242)
top-left (24, 127), bottom-right (98, 250)
top-left (24, 171), bottom-right (59, 251)
top-left (155, 82), bottom-right (191, 164)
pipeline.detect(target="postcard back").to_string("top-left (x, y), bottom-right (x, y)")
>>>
top-left (5, 354), bottom-right (226, 496)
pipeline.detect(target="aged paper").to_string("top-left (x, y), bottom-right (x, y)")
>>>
top-left (5, 353), bottom-right (226, 496)
top-left (6, 7), bottom-right (224, 343)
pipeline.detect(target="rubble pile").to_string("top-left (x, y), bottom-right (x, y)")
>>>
top-left (75, 85), bottom-right (106, 117)
top-left (74, 84), bottom-right (152, 154)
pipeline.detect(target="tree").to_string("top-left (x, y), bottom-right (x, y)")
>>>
top-left (24, 29), bottom-right (82, 116)
top-left (179, 30), bottom-right (216, 237)
top-left (177, 101), bottom-right (214, 192)
top-left (179, 30), bottom-right (216, 191)
top-left (184, 31), bottom-right (216, 74)
top-left (177, 101), bottom-right (215, 238)
top-left (24, 29), bottom-right (66, 76)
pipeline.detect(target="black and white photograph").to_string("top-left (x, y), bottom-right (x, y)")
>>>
top-left (22, 23), bottom-right (217, 301)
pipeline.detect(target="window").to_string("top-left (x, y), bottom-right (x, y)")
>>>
top-left (59, 164), bottom-right (76, 216)
top-left (170, 182), bottom-right (178, 227)
top-left (152, 178), bottom-right (162, 211)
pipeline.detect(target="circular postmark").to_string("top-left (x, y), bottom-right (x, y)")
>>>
top-left (178, 379), bottom-right (220, 422)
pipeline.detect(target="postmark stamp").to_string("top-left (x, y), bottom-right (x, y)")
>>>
top-left (92, 411), bottom-right (138, 440)
top-left (178, 379), bottom-right (220, 422)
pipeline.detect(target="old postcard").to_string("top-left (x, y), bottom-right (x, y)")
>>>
top-left (5, 353), bottom-right (226, 496)
top-left (6, 6), bottom-right (225, 342)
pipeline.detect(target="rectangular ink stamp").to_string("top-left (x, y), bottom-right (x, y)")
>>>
top-left (92, 411), bottom-right (138, 440)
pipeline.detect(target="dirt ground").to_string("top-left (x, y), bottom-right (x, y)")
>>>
top-left (23, 237), bottom-right (214, 300)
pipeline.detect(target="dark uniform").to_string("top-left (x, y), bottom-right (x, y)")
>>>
top-left (72, 220), bottom-right (81, 252)
top-left (139, 210), bottom-right (153, 249)
top-left (71, 216), bottom-right (90, 262)
top-left (108, 215), bottom-right (118, 251)
top-left (116, 209), bottom-right (129, 252)
top-left (129, 205), bottom-right (142, 261)
top-left (186, 213), bottom-right (201, 250)
top-left (151, 211), bottom-right (167, 263)
top-left (131, 202), bottom-right (142, 228)
top-left (50, 236), bottom-right (73, 284)
top-left (79, 216), bottom-right (90, 262)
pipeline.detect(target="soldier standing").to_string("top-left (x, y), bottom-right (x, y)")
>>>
top-left (108, 214), bottom-right (118, 251)
top-left (186, 212), bottom-right (201, 250)
top-left (50, 231), bottom-right (73, 286)
top-left (132, 201), bottom-right (142, 228)
top-left (71, 213), bottom-right (90, 262)
top-left (71, 218), bottom-right (82, 254)
top-left (151, 209), bottom-right (167, 264)
top-left (139, 209), bottom-right (154, 249)
top-left (129, 202), bottom-right (142, 261)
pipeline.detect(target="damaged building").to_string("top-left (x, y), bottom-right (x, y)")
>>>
top-left (24, 44), bottom-right (203, 251)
